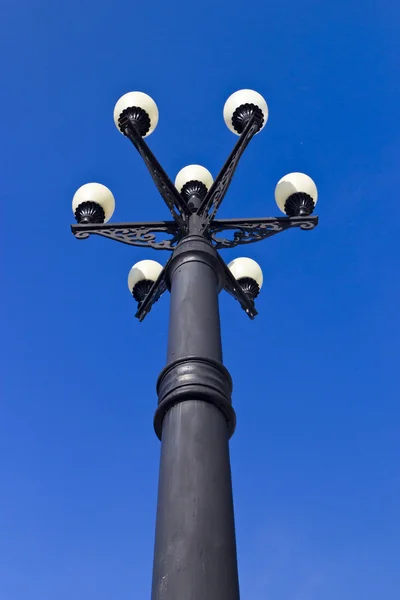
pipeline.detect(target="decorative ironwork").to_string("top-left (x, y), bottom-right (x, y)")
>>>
top-left (236, 277), bottom-right (260, 300)
top-left (217, 252), bottom-right (258, 320)
top-left (209, 216), bottom-right (318, 249)
top-left (75, 201), bottom-right (105, 224)
top-left (132, 280), bottom-right (154, 304)
top-left (120, 118), bottom-right (190, 229)
top-left (119, 107), bottom-right (151, 137)
top-left (181, 181), bottom-right (208, 212)
top-left (71, 104), bottom-right (320, 321)
top-left (199, 112), bottom-right (263, 228)
top-left (232, 103), bottom-right (264, 134)
top-left (181, 181), bottom-right (208, 202)
top-left (284, 192), bottom-right (315, 217)
top-left (135, 255), bottom-right (173, 322)
top-left (71, 221), bottom-right (181, 250)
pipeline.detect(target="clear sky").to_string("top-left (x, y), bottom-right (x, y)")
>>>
top-left (1, 0), bottom-right (399, 598)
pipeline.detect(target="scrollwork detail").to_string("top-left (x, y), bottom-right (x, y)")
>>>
top-left (72, 222), bottom-right (181, 250)
top-left (209, 218), bottom-right (317, 249)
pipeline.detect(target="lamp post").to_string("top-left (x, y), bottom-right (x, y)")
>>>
top-left (70, 88), bottom-right (319, 600)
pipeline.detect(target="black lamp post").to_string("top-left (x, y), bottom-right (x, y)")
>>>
top-left (71, 88), bottom-right (319, 600)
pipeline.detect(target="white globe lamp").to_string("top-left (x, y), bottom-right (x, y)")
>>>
top-left (275, 172), bottom-right (318, 216)
top-left (223, 89), bottom-right (268, 135)
top-left (114, 92), bottom-right (159, 137)
top-left (228, 257), bottom-right (263, 300)
top-left (72, 183), bottom-right (115, 224)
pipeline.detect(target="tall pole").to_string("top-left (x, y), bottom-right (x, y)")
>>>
top-left (152, 233), bottom-right (240, 600)
top-left (70, 88), bottom-right (319, 600)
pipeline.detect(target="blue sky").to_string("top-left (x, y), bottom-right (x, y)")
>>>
top-left (1, 0), bottom-right (399, 598)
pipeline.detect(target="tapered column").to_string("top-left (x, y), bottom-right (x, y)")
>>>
top-left (152, 235), bottom-right (239, 600)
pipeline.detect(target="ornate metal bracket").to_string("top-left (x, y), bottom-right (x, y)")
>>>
top-left (71, 221), bottom-right (181, 250)
top-left (135, 255), bottom-right (173, 322)
top-left (199, 112), bottom-right (263, 230)
top-left (209, 215), bottom-right (318, 249)
top-left (217, 252), bottom-right (258, 319)
top-left (120, 118), bottom-right (190, 230)
top-left (137, 250), bottom-right (259, 322)
top-left (71, 109), bottom-right (319, 322)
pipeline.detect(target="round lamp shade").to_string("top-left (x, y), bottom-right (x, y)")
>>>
top-left (113, 92), bottom-right (159, 136)
top-left (275, 172), bottom-right (318, 214)
top-left (175, 165), bottom-right (214, 192)
top-left (223, 89), bottom-right (269, 135)
top-left (127, 260), bottom-right (163, 292)
top-left (72, 183), bottom-right (115, 222)
top-left (228, 257), bottom-right (263, 288)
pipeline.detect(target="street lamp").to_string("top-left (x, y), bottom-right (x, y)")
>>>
top-left (71, 88), bottom-right (319, 600)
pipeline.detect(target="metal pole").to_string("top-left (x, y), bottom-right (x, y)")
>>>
top-left (152, 234), bottom-right (240, 600)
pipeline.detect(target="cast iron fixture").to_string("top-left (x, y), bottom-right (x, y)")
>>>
top-left (70, 88), bottom-right (319, 600)
top-left (71, 89), bottom-right (318, 321)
